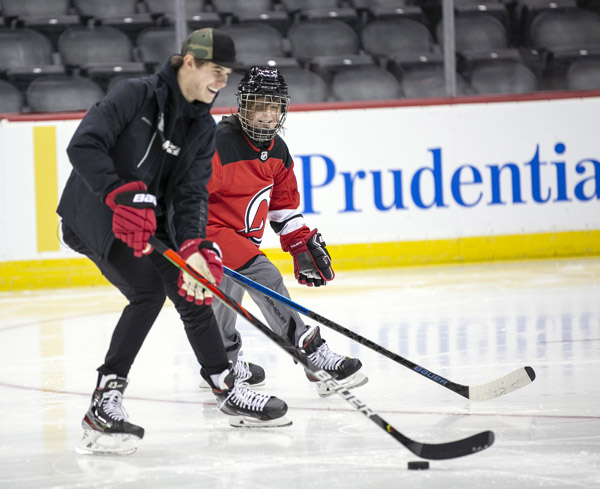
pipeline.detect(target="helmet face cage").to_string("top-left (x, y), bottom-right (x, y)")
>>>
top-left (237, 66), bottom-right (291, 143)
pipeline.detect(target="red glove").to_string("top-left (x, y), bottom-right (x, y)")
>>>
top-left (177, 238), bottom-right (223, 305)
top-left (105, 181), bottom-right (156, 258)
top-left (282, 227), bottom-right (334, 287)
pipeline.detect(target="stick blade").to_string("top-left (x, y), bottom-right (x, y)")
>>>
top-left (468, 366), bottom-right (536, 401)
top-left (407, 430), bottom-right (495, 460)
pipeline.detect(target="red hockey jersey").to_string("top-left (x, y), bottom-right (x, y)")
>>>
top-left (206, 115), bottom-right (306, 269)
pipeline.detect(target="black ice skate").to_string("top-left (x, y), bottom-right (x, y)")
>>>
top-left (201, 368), bottom-right (291, 428)
top-left (199, 358), bottom-right (265, 388)
top-left (75, 375), bottom-right (144, 455)
top-left (299, 325), bottom-right (368, 398)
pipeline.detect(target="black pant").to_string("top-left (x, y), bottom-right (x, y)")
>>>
top-left (63, 224), bottom-right (229, 379)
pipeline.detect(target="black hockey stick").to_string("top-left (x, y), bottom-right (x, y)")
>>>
top-left (223, 266), bottom-right (536, 401)
top-left (149, 236), bottom-right (494, 460)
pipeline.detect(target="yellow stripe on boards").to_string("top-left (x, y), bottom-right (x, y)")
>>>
top-left (0, 230), bottom-right (599, 291)
top-left (33, 126), bottom-right (60, 252)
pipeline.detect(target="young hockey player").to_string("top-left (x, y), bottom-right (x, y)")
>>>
top-left (203, 66), bottom-right (368, 398)
top-left (58, 33), bottom-right (291, 455)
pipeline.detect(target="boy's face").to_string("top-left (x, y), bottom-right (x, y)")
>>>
top-left (245, 97), bottom-right (282, 130)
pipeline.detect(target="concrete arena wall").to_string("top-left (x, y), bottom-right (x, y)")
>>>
top-left (1, 93), bottom-right (599, 291)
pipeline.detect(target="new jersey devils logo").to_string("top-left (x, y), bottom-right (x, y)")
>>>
top-left (238, 185), bottom-right (272, 245)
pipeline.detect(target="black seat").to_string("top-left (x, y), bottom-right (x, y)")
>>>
top-left (1, 0), bottom-right (80, 47)
top-left (144, 0), bottom-right (219, 29)
top-left (400, 65), bottom-right (470, 98)
top-left (530, 9), bottom-right (600, 52)
top-left (516, 0), bottom-right (578, 46)
top-left (212, 71), bottom-right (245, 108)
top-left (58, 26), bottom-right (146, 87)
top-left (212, 0), bottom-right (289, 31)
top-left (0, 80), bottom-right (23, 113)
top-left (566, 57), bottom-right (600, 90)
top-left (288, 19), bottom-right (372, 80)
top-left (136, 27), bottom-right (178, 69)
top-left (331, 65), bottom-right (402, 101)
top-left (469, 59), bottom-right (538, 94)
top-left (0, 28), bottom-right (65, 91)
top-left (0, 28), bottom-right (54, 69)
top-left (289, 19), bottom-right (360, 59)
top-left (73, 0), bottom-right (154, 40)
top-left (437, 12), bottom-right (509, 53)
top-left (361, 18), bottom-right (435, 61)
top-left (26, 75), bottom-right (104, 112)
top-left (218, 23), bottom-right (286, 65)
top-left (453, 0), bottom-right (510, 30)
top-left (279, 66), bottom-right (329, 103)
top-left (144, 0), bottom-right (207, 17)
top-left (282, 0), bottom-right (359, 27)
top-left (357, 0), bottom-right (425, 23)
top-left (529, 9), bottom-right (600, 88)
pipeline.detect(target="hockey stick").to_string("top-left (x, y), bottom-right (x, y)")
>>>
top-left (223, 266), bottom-right (536, 401)
top-left (149, 236), bottom-right (494, 460)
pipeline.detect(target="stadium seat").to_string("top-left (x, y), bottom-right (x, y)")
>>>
top-left (279, 66), bottom-right (329, 103)
top-left (144, 0), bottom-right (219, 30)
top-left (361, 18), bottom-right (435, 61)
top-left (212, 71), bottom-right (245, 108)
top-left (529, 9), bottom-right (600, 88)
top-left (73, 0), bottom-right (154, 40)
top-left (529, 9), bottom-right (600, 52)
top-left (566, 57), bottom-right (600, 90)
top-left (1, 0), bottom-right (80, 47)
top-left (212, 0), bottom-right (275, 14)
top-left (331, 65), bottom-right (402, 101)
top-left (58, 26), bottom-right (146, 86)
top-left (288, 20), bottom-right (361, 60)
top-left (437, 12), bottom-right (509, 53)
top-left (136, 27), bottom-right (178, 68)
top-left (144, 0), bottom-right (207, 17)
top-left (0, 80), bottom-right (23, 113)
top-left (469, 59), bottom-right (538, 94)
top-left (453, 0), bottom-right (510, 29)
top-left (356, 0), bottom-right (425, 23)
top-left (288, 19), bottom-right (372, 80)
top-left (0, 28), bottom-right (65, 90)
top-left (0, 28), bottom-right (54, 69)
top-left (516, 0), bottom-right (578, 46)
top-left (400, 65), bottom-right (470, 98)
top-left (26, 75), bottom-right (104, 112)
top-left (212, 0), bottom-right (289, 32)
top-left (218, 23), bottom-right (286, 65)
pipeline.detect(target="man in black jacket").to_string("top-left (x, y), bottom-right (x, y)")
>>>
top-left (58, 29), bottom-right (290, 456)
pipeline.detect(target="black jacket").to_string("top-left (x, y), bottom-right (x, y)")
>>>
top-left (57, 60), bottom-right (216, 260)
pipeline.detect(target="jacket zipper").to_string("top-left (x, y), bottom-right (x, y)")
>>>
top-left (137, 130), bottom-right (158, 168)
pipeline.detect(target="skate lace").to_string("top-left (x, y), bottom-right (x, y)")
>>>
top-left (308, 342), bottom-right (344, 371)
top-left (101, 390), bottom-right (128, 421)
top-left (234, 359), bottom-right (252, 382)
top-left (222, 382), bottom-right (270, 412)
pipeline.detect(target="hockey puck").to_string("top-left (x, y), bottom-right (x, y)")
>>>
top-left (407, 461), bottom-right (430, 470)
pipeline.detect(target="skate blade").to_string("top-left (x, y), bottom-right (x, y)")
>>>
top-left (316, 372), bottom-right (369, 398)
top-left (227, 415), bottom-right (293, 429)
top-left (75, 430), bottom-right (140, 456)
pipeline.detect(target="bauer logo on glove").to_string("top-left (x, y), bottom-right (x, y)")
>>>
top-left (105, 181), bottom-right (157, 258)
top-left (283, 227), bottom-right (334, 287)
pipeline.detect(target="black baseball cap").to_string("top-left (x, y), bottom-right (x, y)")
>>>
top-left (181, 28), bottom-right (246, 70)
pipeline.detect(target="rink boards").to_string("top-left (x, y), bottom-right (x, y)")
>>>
top-left (1, 93), bottom-right (599, 290)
